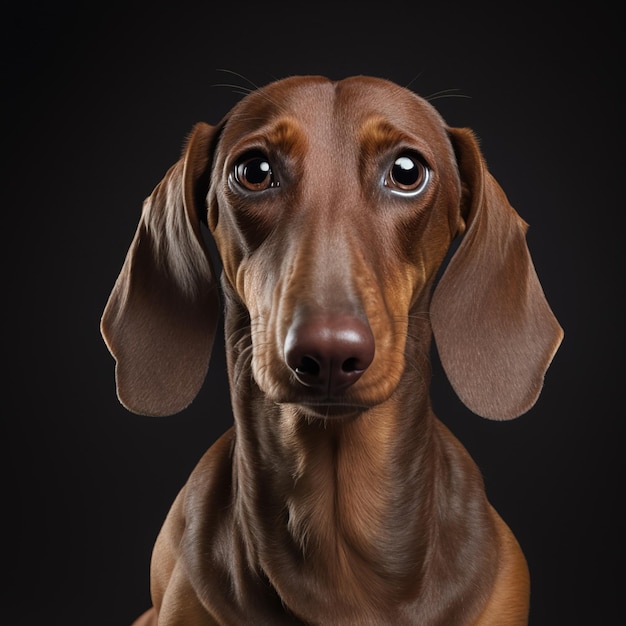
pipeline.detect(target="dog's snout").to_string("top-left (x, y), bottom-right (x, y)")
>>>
top-left (284, 314), bottom-right (375, 394)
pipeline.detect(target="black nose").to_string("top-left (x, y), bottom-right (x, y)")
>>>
top-left (284, 313), bottom-right (375, 394)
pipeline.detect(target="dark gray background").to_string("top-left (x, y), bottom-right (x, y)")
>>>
top-left (5, 2), bottom-right (621, 624)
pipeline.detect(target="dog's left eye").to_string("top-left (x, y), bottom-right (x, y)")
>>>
top-left (233, 153), bottom-right (278, 191)
top-left (385, 154), bottom-right (429, 196)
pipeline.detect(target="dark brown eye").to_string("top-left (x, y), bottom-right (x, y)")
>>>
top-left (385, 154), bottom-right (429, 195)
top-left (233, 153), bottom-right (277, 191)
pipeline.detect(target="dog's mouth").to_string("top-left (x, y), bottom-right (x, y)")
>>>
top-left (285, 400), bottom-right (371, 421)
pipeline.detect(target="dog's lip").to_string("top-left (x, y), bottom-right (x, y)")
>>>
top-left (286, 401), bottom-right (370, 420)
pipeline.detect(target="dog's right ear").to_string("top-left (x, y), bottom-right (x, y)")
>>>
top-left (101, 122), bottom-right (220, 417)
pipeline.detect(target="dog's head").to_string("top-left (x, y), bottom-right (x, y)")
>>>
top-left (101, 75), bottom-right (562, 420)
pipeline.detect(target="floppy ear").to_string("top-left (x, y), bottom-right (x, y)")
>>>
top-left (430, 127), bottom-right (563, 420)
top-left (101, 122), bottom-right (220, 417)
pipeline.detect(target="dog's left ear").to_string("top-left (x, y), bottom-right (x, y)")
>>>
top-left (101, 122), bottom-right (220, 417)
top-left (431, 127), bottom-right (563, 420)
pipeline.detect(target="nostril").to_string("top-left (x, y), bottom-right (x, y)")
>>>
top-left (296, 355), bottom-right (321, 377)
top-left (342, 357), bottom-right (361, 373)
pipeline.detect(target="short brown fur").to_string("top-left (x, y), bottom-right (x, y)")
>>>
top-left (101, 76), bottom-right (562, 625)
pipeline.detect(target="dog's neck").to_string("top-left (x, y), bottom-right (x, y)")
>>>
top-left (230, 385), bottom-right (438, 618)
top-left (220, 289), bottom-right (497, 622)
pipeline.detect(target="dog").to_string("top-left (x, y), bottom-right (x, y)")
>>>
top-left (101, 75), bottom-right (563, 625)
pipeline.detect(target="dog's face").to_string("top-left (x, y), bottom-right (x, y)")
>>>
top-left (101, 75), bottom-right (562, 420)
top-left (207, 76), bottom-right (465, 417)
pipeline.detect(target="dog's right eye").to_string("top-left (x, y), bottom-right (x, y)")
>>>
top-left (233, 153), bottom-right (278, 191)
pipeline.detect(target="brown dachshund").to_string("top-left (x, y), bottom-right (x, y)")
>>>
top-left (101, 75), bottom-right (563, 625)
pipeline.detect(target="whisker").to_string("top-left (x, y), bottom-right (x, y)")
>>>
top-left (214, 68), bottom-right (261, 92)
top-left (211, 85), bottom-right (256, 98)
top-left (403, 72), bottom-right (424, 91)
top-left (425, 88), bottom-right (471, 102)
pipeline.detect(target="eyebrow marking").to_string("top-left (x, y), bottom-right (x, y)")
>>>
top-left (229, 116), bottom-right (308, 161)
top-left (358, 116), bottom-right (415, 158)
top-left (265, 116), bottom-right (308, 155)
